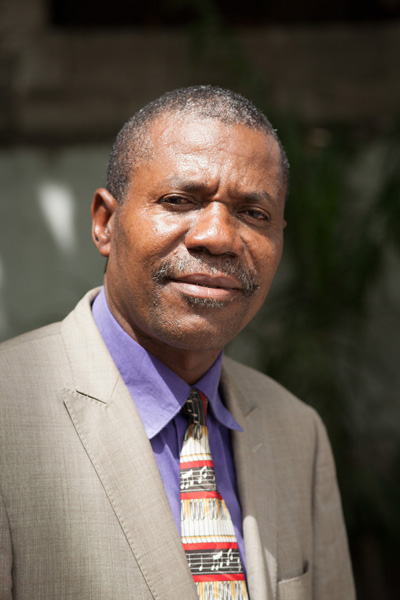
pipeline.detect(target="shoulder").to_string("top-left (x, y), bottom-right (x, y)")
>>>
top-left (222, 354), bottom-right (312, 412)
top-left (0, 321), bottom-right (69, 402)
top-left (0, 321), bottom-right (63, 363)
top-left (222, 354), bottom-right (327, 439)
top-left (0, 289), bottom-right (99, 394)
top-left (0, 288), bottom-right (100, 365)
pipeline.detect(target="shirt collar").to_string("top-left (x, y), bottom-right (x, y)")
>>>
top-left (92, 287), bottom-right (242, 439)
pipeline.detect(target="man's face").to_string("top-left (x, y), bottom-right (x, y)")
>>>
top-left (101, 114), bottom-right (286, 360)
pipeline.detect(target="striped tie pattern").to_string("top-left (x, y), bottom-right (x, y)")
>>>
top-left (180, 388), bottom-right (249, 600)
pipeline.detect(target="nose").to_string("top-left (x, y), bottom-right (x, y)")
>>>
top-left (184, 202), bottom-right (242, 257)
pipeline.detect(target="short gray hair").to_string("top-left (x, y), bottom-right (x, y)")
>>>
top-left (106, 85), bottom-right (290, 203)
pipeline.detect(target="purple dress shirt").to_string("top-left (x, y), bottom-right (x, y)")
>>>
top-left (92, 287), bottom-right (246, 570)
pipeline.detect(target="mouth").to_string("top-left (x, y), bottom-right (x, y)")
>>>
top-left (168, 273), bottom-right (244, 301)
top-left (153, 255), bottom-right (260, 301)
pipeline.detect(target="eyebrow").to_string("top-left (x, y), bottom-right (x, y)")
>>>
top-left (165, 176), bottom-right (279, 209)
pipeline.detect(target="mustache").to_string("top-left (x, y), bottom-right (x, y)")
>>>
top-left (152, 253), bottom-right (260, 298)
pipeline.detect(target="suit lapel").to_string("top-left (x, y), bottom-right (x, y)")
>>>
top-left (221, 362), bottom-right (278, 600)
top-left (61, 290), bottom-right (197, 600)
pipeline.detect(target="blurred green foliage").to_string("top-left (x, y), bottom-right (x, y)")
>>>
top-left (229, 118), bottom-right (400, 600)
top-left (166, 2), bottom-right (400, 597)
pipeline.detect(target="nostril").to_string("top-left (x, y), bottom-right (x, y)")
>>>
top-left (188, 248), bottom-right (237, 261)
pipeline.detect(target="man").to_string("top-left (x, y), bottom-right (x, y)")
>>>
top-left (0, 86), bottom-right (355, 599)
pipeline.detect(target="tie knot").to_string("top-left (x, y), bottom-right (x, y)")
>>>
top-left (183, 388), bottom-right (207, 439)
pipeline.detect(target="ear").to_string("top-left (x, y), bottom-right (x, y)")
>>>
top-left (91, 188), bottom-right (119, 257)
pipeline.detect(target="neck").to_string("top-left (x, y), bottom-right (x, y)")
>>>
top-left (129, 333), bottom-right (221, 384)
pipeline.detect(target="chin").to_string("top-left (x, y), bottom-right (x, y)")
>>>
top-left (184, 296), bottom-right (230, 309)
top-left (145, 294), bottom-right (255, 352)
top-left (150, 316), bottom-right (244, 353)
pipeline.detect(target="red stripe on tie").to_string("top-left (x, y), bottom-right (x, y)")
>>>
top-left (193, 573), bottom-right (246, 582)
top-left (182, 542), bottom-right (239, 551)
top-left (181, 491), bottom-right (222, 500)
top-left (180, 460), bottom-right (214, 469)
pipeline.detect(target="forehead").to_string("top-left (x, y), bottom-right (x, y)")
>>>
top-left (142, 114), bottom-right (283, 184)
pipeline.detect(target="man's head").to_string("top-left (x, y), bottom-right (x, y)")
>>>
top-left (106, 85), bottom-right (290, 205)
top-left (91, 86), bottom-right (288, 382)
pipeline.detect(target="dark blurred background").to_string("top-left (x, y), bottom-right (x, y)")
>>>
top-left (1, 1), bottom-right (399, 597)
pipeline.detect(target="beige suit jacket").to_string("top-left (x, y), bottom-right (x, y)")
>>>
top-left (0, 289), bottom-right (355, 600)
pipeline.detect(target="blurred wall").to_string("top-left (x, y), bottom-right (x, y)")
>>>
top-left (1, 0), bottom-right (400, 142)
top-left (0, 147), bottom-right (107, 340)
top-left (1, 0), bottom-right (399, 341)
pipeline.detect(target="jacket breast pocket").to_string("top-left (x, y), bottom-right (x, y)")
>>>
top-left (277, 564), bottom-right (311, 600)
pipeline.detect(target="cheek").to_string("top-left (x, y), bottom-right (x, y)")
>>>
top-left (150, 217), bottom-right (180, 237)
top-left (253, 240), bottom-right (283, 288)
top-left (135, 212), bottom-right (188, 252)
top-left (252, 232), bottom-right (283, 265)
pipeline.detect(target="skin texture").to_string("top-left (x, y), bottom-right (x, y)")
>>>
top-left (91, 114), bottom-right (286, 383)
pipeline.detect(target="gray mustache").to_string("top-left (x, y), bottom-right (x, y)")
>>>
top-left (153, 254), bottom-right (259, 298)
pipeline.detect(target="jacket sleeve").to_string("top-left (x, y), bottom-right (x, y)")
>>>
top-left (312, 416), bottom-right (356, 600)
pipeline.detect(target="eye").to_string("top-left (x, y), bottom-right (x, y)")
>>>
top-left (159, 195), bottom-right (194, 209)
top-left (242, 208), bottom-right (271, 223)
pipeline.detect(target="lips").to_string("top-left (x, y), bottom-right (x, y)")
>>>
top-left (175, 273), bottom-right (242, 289)
top-left (168, 273), bottom-right (243, 301)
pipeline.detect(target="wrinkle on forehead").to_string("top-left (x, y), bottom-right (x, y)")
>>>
top-left (156, 115), bottom-right (271, 150)
top-left (156, 119), bottom-right (280, 171)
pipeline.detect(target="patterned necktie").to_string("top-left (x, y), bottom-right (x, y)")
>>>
top-left (180, 388), bottom-right (249, 600)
